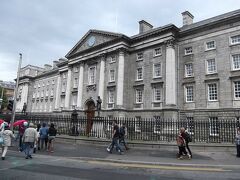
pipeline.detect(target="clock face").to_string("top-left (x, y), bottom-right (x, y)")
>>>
top-left (87, 36), bottom-right (96, 47)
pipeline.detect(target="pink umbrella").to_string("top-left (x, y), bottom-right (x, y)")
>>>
top-left (0, 119), bottom-right (4, 124)
top-left (13, 120), bottom-right (27, 127)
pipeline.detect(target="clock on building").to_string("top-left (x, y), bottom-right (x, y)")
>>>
top-left (87, 36), bottom-right (96, 47)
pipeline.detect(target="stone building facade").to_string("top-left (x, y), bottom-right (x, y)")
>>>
top-left (16, 10), bottom-right (240, 124)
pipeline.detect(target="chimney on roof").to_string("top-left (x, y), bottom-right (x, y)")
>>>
top-left (182, 11), bottom-right (194, 26)
top-left (139, 20), bottom-right (153, 34)
top-left (44, 64), bottom-right (52, 71)
top-left (53, 61), bottom-right (59, 69)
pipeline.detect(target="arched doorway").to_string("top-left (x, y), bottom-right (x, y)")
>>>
top-left (84, 98), bottom-right (95, 136)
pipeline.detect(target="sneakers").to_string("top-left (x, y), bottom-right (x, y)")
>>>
top-left (178, 156), bottom-right (183, 160)
top-left (106, 148), bottom-right (110, 152)
top-left (188, 154), bottom-right (192, 159)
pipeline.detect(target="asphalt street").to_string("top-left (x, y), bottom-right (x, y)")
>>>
top-left (0, 141), bottom-right (239, 180)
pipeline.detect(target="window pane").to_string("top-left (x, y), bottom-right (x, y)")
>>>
top-left (207, 59), bottom-right (216, 74)
top-left (231, 35), bottom-right (240, 44)
top-left (208, 84), bottom-right (217, 101)
top-left (136, 89), bottom-right (143, 103)
top-left (185, 47), bottom-right (192, 55)
top-left (206, 41), bottom-right (215, 49)
top-left (233, 54), bottom-right (240, 70)
top-left (234, 81), bottom-right (240, 98)
top-left (186, 86), bottom-right (193, 102)
top-left (185, 64), bottom-right (193, 77)
top-left (154, 63), bottom-right (161, 77)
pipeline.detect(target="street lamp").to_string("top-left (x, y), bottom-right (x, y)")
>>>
top-left (10, 53), bottom-right (22, 131)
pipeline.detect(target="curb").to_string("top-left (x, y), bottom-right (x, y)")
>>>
top-left (55, 135), bottom-right (236, 152)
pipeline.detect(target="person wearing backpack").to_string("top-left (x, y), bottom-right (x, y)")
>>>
top-left (119, 123), bottom-right (129, 150)
top-left (177, 127), bottom-right (191, 160)
top-left (183, 127), bottom-right (192, 158)
top-left (1, 124), bottom-right (15, 160)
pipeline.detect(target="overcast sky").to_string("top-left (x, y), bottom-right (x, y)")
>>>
top-left (1, 0), bottom-right (240, 82)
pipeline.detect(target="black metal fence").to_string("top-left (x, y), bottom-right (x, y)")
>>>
top-left (0, 114), bottom-right (239, 144)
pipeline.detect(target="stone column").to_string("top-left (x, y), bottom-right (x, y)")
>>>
top-left (54, 75), bottom-right (61, 109)
top-left (77, 63), bottom-right (84, 109)
top-left (165, 39), bottom-right (176, 105)
top-left (116, 49), bottom-right (125, 107)
top-left (65, 67), bottom-right (72, 108)
top-left (98, 54), bottom-right (106, 106)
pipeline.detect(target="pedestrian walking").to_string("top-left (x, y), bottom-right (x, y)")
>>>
top-left (22, 123), bottom-right (38, 159)
top-left (119, 123), bottom-right (129, 150)
top-left (0, 124), bottom-right (15, 160)
top-left (236, 127), bottom-right (240, 158)
top-left (177, 127), bottom-right (191, 160)
top-left (47, 123), bottom-right (57, 153)
top-left (108, 120), bottom-right (123, 155)
top-left (39, 123), bottom-right (48, 150)
top-left (33, 124), bottom-right (41, 153)
top-left (18, 121), bottom-right (28, 152)
top-left (182, 127), bottom-right (192, 158)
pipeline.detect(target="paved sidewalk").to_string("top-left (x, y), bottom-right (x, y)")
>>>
top-left (9, 137), bottom-right (240, 168)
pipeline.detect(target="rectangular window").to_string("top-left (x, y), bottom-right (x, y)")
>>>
top-left (209, 117), bottom-right (219, 136)
top-left (137, 52), bottom-right (143, 61)
top-left (232, 54), bottom-right (240, 70)
top-left (73, 67), bottom-right (79, 73)
top-left (136, 89), bottom-right (143, 103)
top-left (73, 77), bottom-right (78, 88)
top-left (234, 81), bottom-right (240, 99)
top-left (109, 55), bottom-right (116, 63)
top-left (153, 63), bottom-right (161, 78)
top-left (231, 35), bottom-right (240, 45)
top-left (185, 63), bottom-right (193, 77)
top-left (88, 66), bottom-right (96, 85)
top-left (63, 73), bottom-right (67, 79)
top-left (186, 85), bottom-right (194, 102)
top-left (207, 59), bottom-right (217, 74)
top-left (136, 67), bottom-right (143, 80)
top-left (208, 83), bottom-right (218, 101)
top-left (62, 82), bottom-right (66, 93)
top-left (206, 41), bottom-right (215, 50)
top-left (154, 48), bottom-right (161, 56)
top-left (153, 86), bottom-right (161, 102)
top-left (108, 90), bottom-right (115, 109)
top-left (135, 116), bottom-right (141, 132)
top-left (185, 47), bottom-right (193, 55)
top-left (109, 70), bottom-right (115, 82)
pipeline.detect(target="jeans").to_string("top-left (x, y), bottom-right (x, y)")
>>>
top-left (185, 141), bottom-right (192, 156)
top-left (40, 137), bottom-right (48, 150)
top-left (24, 142), bottom-right (34, 157)
top-left (1, 146), bottom-right (8, 157)
top-left (237, 145), bottom-right (240, 157)
top-left (110, 137), bottom-right (123, 153)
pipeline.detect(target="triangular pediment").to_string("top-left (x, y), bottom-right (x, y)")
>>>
top-left (66, 30), bottom-right (124, 58)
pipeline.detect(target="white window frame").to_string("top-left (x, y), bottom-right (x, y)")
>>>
top-left (234, 81), bottom-right (240, 100)
top-left (109, 69), bottom-right (115, 82)
top-left (154, 47), bottom-right (161, 56)
top-left (136, 52), bottom-right (143, 61)
top-left (153, 63), bottom-right (161, 78)
top-left (206, 59), bottom-right (217, 74)
top-left (153, 86), bottom-right (161, 102)
top-left (230, 35), bottom-right (240, 45)
top-left (73, 77), bottom-right (78, 88)
top-left (232, 54), bottom-right (240, 71)
top-left (73, 67), bottom-right (79, 73)
top-left (135, 116), bottom-right (141, 132)
top-left (185, 47), bottom-right (193, 55)
top-left (109, 55), bottom-right (116, 63)
top-left (208, 83), bottom-right (218, 101)
top-left (136, 67), bottom-right (143, 81)
top-left (209, 117), bottom-right (219, 136)
top-left (185, 85), bottom-right (194, 102)
top-left (185, 63), bottom-right (193, 77)
top-left (136, 89), bottom-right (143, 104)
top-left (88, 66), bottom-right (96, 85)
top-left (205, 41), bottom-right (216, 51)
top-left (107, 90), bottom-right (115, 109)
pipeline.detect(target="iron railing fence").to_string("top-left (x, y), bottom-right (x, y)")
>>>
top-left (0, 114), bottom-right (239, 144)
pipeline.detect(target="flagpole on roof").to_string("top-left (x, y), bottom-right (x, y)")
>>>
top-left (10, 53), bottom-right (22, 131)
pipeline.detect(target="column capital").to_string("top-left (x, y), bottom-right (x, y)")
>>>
top-left (164, 38), bottom-right (175, 48)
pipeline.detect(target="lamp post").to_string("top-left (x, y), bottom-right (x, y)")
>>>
top-left (10, 53), bottom-right (22, 131)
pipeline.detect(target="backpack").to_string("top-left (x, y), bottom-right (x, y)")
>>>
top-left (119, 127), bottom-right (125, 137)
top-left (185, 132), bottom-right (192, 142)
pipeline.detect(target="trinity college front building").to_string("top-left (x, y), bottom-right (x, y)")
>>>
top-left (16, 10), bottom-right (240, 122)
